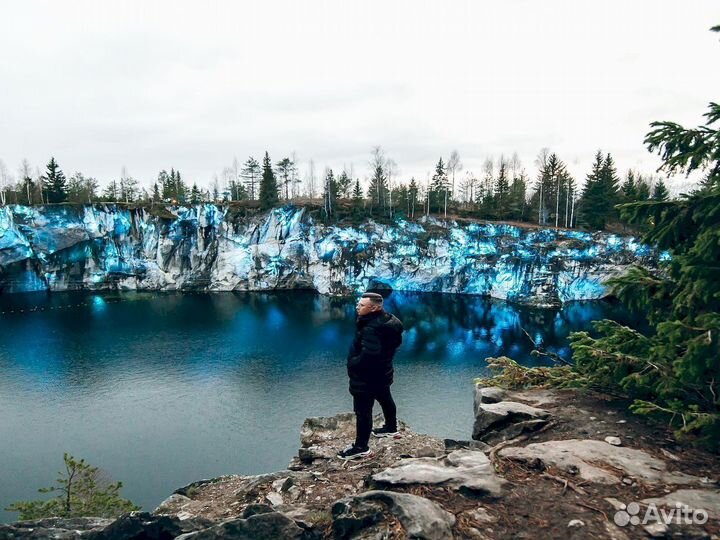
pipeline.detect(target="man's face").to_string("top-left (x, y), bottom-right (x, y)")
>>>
top-left (356, 298), bottom-right (380, 317)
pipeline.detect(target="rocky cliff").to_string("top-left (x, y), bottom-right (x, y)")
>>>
top-left (0, 204), bottom-right (663, 306)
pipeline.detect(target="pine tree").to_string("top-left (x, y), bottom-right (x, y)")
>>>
top-left (102, 180), bottom-right (119, 201)
top-left (429, 157), bottom-right (448, 215)
top-left (600, 154), bottom-right (621, 201)
top-left (579, 151), bottom-right (620, 230)
top-left (322, 168), bottom-right (339, 218)
top-left (367, 162), bottom-right (387, 215)
top-left (6, 453), bottom-right (139, 520)
top-left (352, 179), bottom-right (363, 202)
top-left (390, 184), bottom-right (408, 217)
top-left (43, 157), bottom-right (68, 203)
top-left (635, 175), bottom-right (650, 201)
top-left (276, 157), bottom-right (295, 200)
top-left (169, 169), bottom-right (177, 200)
top-left (337, 170), bottom-right (352, 198)
top-left (508, 172), bottom-right (527, 221)
top-left (408, 177), bottom-right (419, 218)
top-left (652, 179), bottom-right (669, 201)
top-left (622, 170), bottom-right (639, 201)
top-left (158, 170), bottom-right (171, 200)
top-left (241, 157), bottom-right (261, 200)
top-left (531, 153), bottom-right (568, 226)
top-left (494, 161), bottom-right (511, 219)
top-left (152, 182), bottom-right (160, 202)
top-left (190, 183), bottom-right (201, 203)
top-left (570, 96), bottom-right (720, 445)
top-left (258, 151), bottom-right (279, 210)
top-left (175, 170), bottom-right (186, 203)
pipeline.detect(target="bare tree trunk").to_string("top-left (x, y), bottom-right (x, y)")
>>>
top-left (538, 182), bottom-right (543, 225)
top-left (307, 161), bottom-right (315, 199)
top-left (388, 180), bottom-right (392, 218)
top-left (565, 185), bottom-right (570, 228)
top-left (554, 175), bottom-right (560, 228)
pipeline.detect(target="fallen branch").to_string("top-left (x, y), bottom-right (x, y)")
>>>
top-left (488, 421), bottom-right (557, 463)
top-left (576, 502), bottom-right (608, 521)
top-left (541, 472), bottom-right (587, 496)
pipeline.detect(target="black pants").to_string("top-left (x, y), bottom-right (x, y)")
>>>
top-left (352, 385), bottom-right (397, 448)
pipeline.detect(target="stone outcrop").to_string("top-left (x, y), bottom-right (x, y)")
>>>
top-left (472, 400), bottom-right (552, 444)
top-left (498, 439), bottom-right (701, 485)
top-left (332, 491), bottom-right (455, 540)
top-left (0, 513), bottom-right (214, 540)
top-left (174, 511), bottom-right (304, 540)
top-left (0, 517), bottom-right (113, 539)
top-left (642, 489), bottom-right (720, 520)
top-left (372, 449), bottom-right (507, 497)
top-left (0, 204), bottom-right (661, 306)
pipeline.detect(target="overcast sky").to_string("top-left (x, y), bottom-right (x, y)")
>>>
top-left (1, 0), bottom-right (718, 193)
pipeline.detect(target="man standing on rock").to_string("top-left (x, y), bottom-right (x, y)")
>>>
top-left (338, 292), bottom-right (404, 460)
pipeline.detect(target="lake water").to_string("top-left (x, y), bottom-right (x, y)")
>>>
top-left (0, 291), bottom-right (636, 523)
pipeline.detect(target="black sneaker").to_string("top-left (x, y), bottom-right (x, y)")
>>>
top-left (337, 445), bottom-right (371, 460)
top-left (372, 426), bottom-right (399, 438)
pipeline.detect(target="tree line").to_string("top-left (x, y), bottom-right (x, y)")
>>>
top-left (0, 146), bottom-right (673, 232)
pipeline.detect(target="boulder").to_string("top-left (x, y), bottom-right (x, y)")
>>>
top-left (500, 439), bottom-right (700, 485)
top-left (241, 504), bottom-right (274, 518)
top-left (175, 476), bottom-right (238, 497)
top-left (372, 449), bottom-right (506, 497)
top-left (0, 517), bottom-right (112, 540)
top-left (174, 511), bottom-right (304, 540)
top-left (331, 498), bottom-right (385, 539)
top-left (298, 445), bottom-right (337, 463)
top-left (265, 492), bottom-right (283, 506)
top-left (300, 413), bottom-right (356, 448)
top-left (472, 401), bottom-right (551, 443)
top-left (232, 472), bottom-right (312, 500)
top-left (443, 439), bottom-right (491, 452)
top-left (154, 493), bottom-right (193, 514)
top-left (642, 489), bottom-right (720, 520)
top-left (332, 490), bottom-right (455, 540)
top-left (473, 385), bottom-right (507, 412)
top-left (85, 512), bottom-right (213, 539)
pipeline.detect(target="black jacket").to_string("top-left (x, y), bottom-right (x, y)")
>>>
top-left (346, 310), bottom-right (404, 394)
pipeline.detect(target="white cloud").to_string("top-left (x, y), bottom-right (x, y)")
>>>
top-left (0, 0), bottom-right (717, 194)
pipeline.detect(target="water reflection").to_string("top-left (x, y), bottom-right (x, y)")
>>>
top-left (0, 290), bottom-right (639, 523)
top-left (0, 291), bottom-right (639, 387)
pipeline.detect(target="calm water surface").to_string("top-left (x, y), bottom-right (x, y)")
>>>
top-left (0, 291), bottom-right (637, 522)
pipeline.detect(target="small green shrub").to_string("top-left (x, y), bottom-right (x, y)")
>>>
top-left (6, 453), bottom-right (139, 520)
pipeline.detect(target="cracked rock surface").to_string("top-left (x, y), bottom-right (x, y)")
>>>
top-left (472, 400), bottom-right (552, 443)
top-left (499, 439), bottom-right (701, 485)
top-left (372, 449), bottom-right (507, 497)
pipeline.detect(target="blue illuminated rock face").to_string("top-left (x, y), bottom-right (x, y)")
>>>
top-left (0, 204), bottom-right (662, 306)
